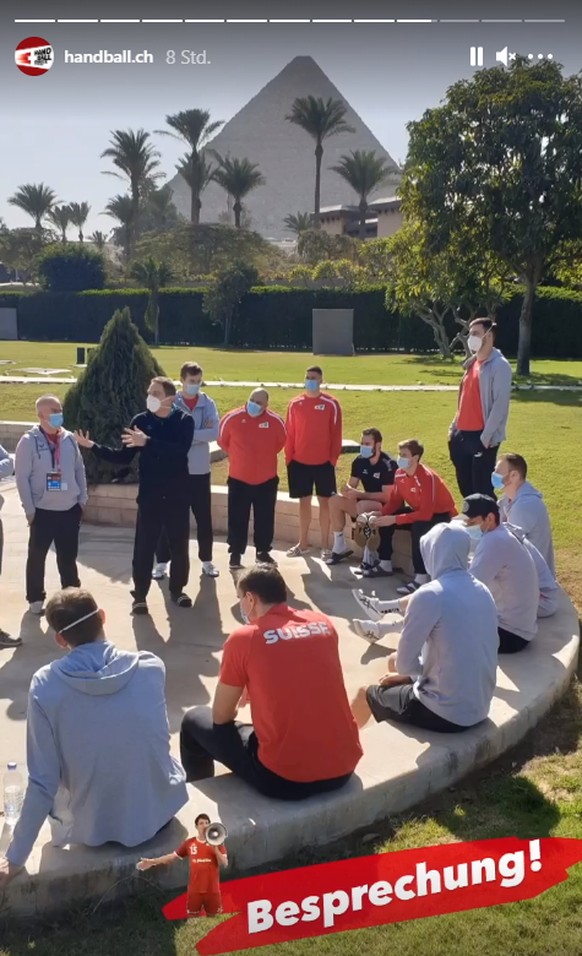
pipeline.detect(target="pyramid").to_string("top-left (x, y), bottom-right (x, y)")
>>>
top-left (167, 55), bottom-right (401, 238)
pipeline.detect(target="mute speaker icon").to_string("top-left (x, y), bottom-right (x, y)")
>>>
top-left (496, 46), bottom-right (509, 66)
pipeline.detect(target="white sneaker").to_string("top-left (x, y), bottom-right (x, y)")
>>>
top-left (201, 561), bottom-right (219, 578)
top-left (152, 562), bottom-right (168, 580)
top-left (353, 619), bottom-right (381, 644)
top-left (28, 601), bottom-right (44, 615)
top-left (351, 589), bottom-right (384, 622)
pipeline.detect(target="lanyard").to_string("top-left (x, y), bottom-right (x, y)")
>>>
top-left (42, 430), bottom-right (61, 470)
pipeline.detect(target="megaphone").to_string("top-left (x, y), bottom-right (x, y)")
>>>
top-left (496, 46), bottom-right (508, 67)
top-left (206, 822), bottom-right (228, 845)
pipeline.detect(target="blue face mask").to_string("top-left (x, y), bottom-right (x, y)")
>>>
top-left (466, 524), bottom-right (483, 541)
top-left (184, 382), bottom-right (200, 397)
top-left (360, 445), bottom-right (374, 459)
top-left (397, 456), bottom-right (410, 470)
top-left (247, 400), bottom-right (262, 418)
top-left (491, 472), bottom-right (505, 491)
top-left (239, 602), bottom-right (250, 624)
top-left (49, 412), bottom-right (63, 429)
top-left (305, 379), bottom-right (319, 393)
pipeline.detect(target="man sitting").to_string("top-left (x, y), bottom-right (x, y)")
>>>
top-left (0, 588), bottom-right (188, 890)
top-left (180, 566), bottom-right (362, 799)
top-left (351, 523), bottom-right (498, 732)
top-left (504, 523), bottom-right (559, 619)
top-left (364, 439), bottom-right (457, 590)
top-left (494, 453), bottom-right (555, 573)
top-left (326, 428), bottom-right (396, 567)
top-left (463, 494), bottom-right (539, 653)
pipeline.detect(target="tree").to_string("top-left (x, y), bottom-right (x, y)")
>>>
top-left (330, 150), bottom-right (393, 238)
top-left (283, 211), bottom-right (313, 235)
top-left (36, 243), bottom-right (106, 292)
top-left (68, 201), bottom-right (91, 242)
top-left (297, 228), bottom-right (358, 265)
top-left (0, 228), bottom-right (45, 284)
top-left (130, 257), bottom-right (173, 346)
top-left (90, 230), bottom-right (108, 250)
top-left (101, 129), bottom-right (163, 256)
top-left (139, 184), bottom-right (181, 234)
top-left (103, 194), bottom-right (134, 261)
top-left (211, 155), bottom-right (265, 228)
top-left (202, 261), bottom-right (259, 345)
top-left (8, 183), bottom-right (56, 233)
top-left (285, 96), bottom-right (355, 229)
top-left (157, 109), bottom-right (224, 225)
top-left (63, 308), bottom-right (165, 485)
top-left (402, 58), bottom-right (582, 374)
top-left (47, 205), bottom-right (72, 243)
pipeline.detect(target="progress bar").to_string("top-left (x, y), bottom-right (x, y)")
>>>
top-left (13, 17), bottom-right (566, 24)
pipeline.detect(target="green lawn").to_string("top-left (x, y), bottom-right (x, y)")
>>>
top-left (2, 340), bottom-right (582, 385)
top-left (2, 350), bottom-right (582, 955)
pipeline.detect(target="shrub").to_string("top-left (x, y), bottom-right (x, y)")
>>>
top-left (36, 243), bottom-right (106, 292)
top-left (63, 307), bottom-right (165, 485)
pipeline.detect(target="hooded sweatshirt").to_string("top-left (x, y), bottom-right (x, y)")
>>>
top-left (470, 524), bottom-right (539, 641)
top-left (498, 481), bottom-right (555, 574)
top-left (6, 640), bottom-right (187, 868)
top-left (505, 523), bottom-right (559, 618)
top-left (396, 523), bottom-right (498, 727)
top-left (0, 442), bottom-right (13, 515)
top-left (15, 425), bottom-right (88, 517)
top-left (173, 390), bottom-right (219, 475)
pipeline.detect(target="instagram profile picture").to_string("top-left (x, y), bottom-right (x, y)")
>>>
top-left (15, 37), bottom-right (54, 76)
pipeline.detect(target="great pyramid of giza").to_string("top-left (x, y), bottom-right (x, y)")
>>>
top-left (167, 55), bottom-right (401, 238)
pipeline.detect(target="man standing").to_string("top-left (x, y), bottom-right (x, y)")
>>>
top-left (462, 494), bottom-right (539, 653)
top-left (366, 439), bottom-right (457, 590)
top-left (327, 428), bottom-right (396, 567)
top-left (180, 566), bottom-right (362, 798)
top-left (449, 318), bottom-right (512, 498)
top-left (494, 452), bottom-right (555, 573)
top-left (351, 523), bottom-right (498, 733)
top-left (0, 587), bottom-right (188, 891)
top-left (285, 365), bottom-right (342, 559)
top-left (218, 389), bottom-right (286, 570)
top-left (0, 443), bottom-right (21, 648)
top-left (15, 395), bottom-right (87, 615)
top-left (75, 377), bottom-right (194, 615)
top-left (154, 361), bottom-right (220, 580)
top-left (137, 813), bottom-right (228, 918)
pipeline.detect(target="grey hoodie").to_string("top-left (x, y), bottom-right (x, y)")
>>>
top-left (174, 390), bottom-right (219, 475)
top-left (0, 442), bottom-right (13, 514)
top-left (499, 481), bottom-right (555, 574)
top-left (15, 425), bottom-right (88, 517)
top-left (6, 640), bottom-right (188, 868)
top-left (505, 523), bottom-right (559, 618)
top-left (396, 523), bottom-right (498, 727)
top-left (470, 523), bottom-right (539, 641)
top-left (452, 348), bottom-right (513, 448)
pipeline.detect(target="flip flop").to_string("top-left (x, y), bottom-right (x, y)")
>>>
top-left (326, 549), bottom-right (354, 565)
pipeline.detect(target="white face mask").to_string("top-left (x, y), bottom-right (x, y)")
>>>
top-left (468, 334), bottom-right (483, 353)
top-left (146, 395), bottom-right (161, 413)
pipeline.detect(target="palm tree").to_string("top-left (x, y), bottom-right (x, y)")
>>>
top-left (90, 230), bottom-right (108, 250)
top-left (283, 211), bottom-right (313, 235)
top-left (47, 204), bottom-right (72, 243)
top-left (103, 194), bottom-right (134, 261)
top-left (130, 257), bottom-right (173, 346)
top-left (211, 155), bottom-right (265, 228)
top-left (330, 150), bottom-right (392, 238)
top-left (176, 151), bottom-right (216, 225)
top-left (8, 182), bottom-right (56, 233)
top-left (141, 184), bottom-right (179, 232)
top-left (101, 129), bottom-right (163, 253)
top-left (285, 97), bottom-right (355, 229)
top-left (157, 109), bottom-right (223, 225)
top-left (69, 201), bottom-right (91, 242)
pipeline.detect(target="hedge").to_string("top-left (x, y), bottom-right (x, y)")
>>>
top-left (1, 285), bottom-right (581, 357)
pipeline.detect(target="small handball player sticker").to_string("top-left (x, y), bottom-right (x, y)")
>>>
top-left (15, 37), bottom-right (54, 76)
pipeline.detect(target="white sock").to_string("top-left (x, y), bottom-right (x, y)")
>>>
top-left (414, 573), bottom-right (429, 584)
top-left (379, 560), bottom-right (393, 572)
top-left (333, 531), bottom-right (347, 552)
top-left (377, 599), bottom-right (402, 612)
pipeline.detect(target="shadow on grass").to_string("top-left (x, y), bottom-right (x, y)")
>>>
top-left (511, 390), bottom-right (582, 409)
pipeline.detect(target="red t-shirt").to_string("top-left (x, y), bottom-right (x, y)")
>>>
top-left (285, 394), bottom-right (343, 467)
top-left (218, 406), bottom-right (286, 485)
top-left (175, 837), bottom-right (226, 896)
top-left (456, 361), bottom-right (484, 431)
top-left (220, 604), bottom-right (363, 782)
top-left (183, 395), bottom-right (199, 412)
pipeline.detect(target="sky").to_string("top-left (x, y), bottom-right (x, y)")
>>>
top-left (1, 0), bottom-right (580, 236)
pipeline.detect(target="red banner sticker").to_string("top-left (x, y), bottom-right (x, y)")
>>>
top-left (162, 837), bottom-right (582, 954)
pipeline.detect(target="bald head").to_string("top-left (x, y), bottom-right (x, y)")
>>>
top-left (35, 394), bottom-right (63, 432)
top-left (250, 388), bottom-right (269, 408)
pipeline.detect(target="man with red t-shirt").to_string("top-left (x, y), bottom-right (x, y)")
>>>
top-left (366, 438), bottom-right (457, 594)
top-left (285, 365), bottom-right (342, 560)
top-left (137, 813), bottom-right (228, 917)
top-left (218, 389), bottom-right (286, 570)
top-left (180, 566), bottom-right (362, 799)
top-left (449, 317), bottom-right (512, 498)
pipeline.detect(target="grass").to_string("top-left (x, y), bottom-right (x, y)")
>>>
top-left (2, 341), bottom-right (582, 386)
top-left (1, 348), bottom-right (582, 955)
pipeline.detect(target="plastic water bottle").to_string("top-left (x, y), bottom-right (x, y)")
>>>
top-left (3, 762), bottom-right (24, 828)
